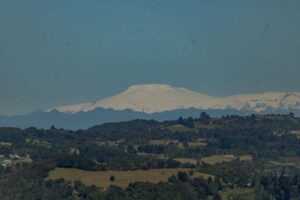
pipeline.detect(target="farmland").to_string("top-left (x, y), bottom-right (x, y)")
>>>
top-left (174, 158), bottom-right (199, 165)
top-left (201, 155), bottom-right (236, 165)
top-left (48, 168), bottom-right (213, 189)
top-left (175, 154), bottom-right (253, 165)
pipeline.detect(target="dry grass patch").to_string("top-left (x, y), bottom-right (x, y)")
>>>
top-left (148, 139), bottom-right (184, 149)
top-left (288, 130), bottom-right (300, 138)
top-left (201, 155), bottom-right (236, 165)
top-left (149, 139), bottom-right (179, 145)
top-left (165, 125), bottom-right (195, 133)
top-left (239, 155), bottom-right (253, 162)
top-left (15, 157), bottom-right (33, 165)
top-left (0, 142), bottom-right (12, 147)
top-left (269, 161), bottom-right (296, 167)
top-left (48, 168), bottom-right (213, 190)
top-left (176, 155), bottom-right (252, 165)
top-left (188, 141), bottom-right (207, 148)
top-left (174, 158), bottom-right (199, 165)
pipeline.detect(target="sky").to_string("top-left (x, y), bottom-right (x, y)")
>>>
top-left (0, 0), bottom-right (300, 115)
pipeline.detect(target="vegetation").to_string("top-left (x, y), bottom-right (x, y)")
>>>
top-left (0, 113), bottom-right (300, 199)
top-left (201, 155), bottom-right (237, 165)
top-left (48, 168), bottom-right (213, 189)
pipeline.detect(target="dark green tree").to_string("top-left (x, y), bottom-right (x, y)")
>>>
top-left (177, 171), bottom-right (188, 182)
top-left (110, 175), bottom-right (115, 182)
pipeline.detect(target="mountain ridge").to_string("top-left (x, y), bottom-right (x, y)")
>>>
top-left (48, 84), bottom-right (300, 114)
top-left (3, 107), bottom-right (299, 130)
top-left (1, 84), bottom-right (299, 129)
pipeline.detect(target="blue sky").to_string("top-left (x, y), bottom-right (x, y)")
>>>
top-left (0, 0), bottom-right (300, 115)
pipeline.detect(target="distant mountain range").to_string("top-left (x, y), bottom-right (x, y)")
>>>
top-left (1, 84), bottom-right (300, 129)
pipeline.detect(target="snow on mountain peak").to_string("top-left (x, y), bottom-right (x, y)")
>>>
top-left (94, 84), bottom-right (215, 113)
top-left (127, 84), bottom-right (175, 91)
top-left (48, 84), bottom-right (300, 114)
top-left (124, 84), bottom-right (196, 95)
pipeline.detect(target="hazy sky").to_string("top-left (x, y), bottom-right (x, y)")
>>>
top-left (0, 0), bottom-right (300, 115)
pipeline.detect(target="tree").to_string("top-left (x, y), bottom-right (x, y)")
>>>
top-left (110, 175), bottom-right (115, 182)
top-left (168, 175), bottom-right (177, 183)
top-left (214, 176), bottom-right (222, 190)
top-left (213, 193), bottom-right (222, 200)
top-left (178, 117), bottom-right (184, 125)
top-left (177, 171), bottom-right (188, 182)
top-left (127, 145), bottom-right (137, 154)
top-left (185, 117), bottom-right (194, 128)
top-left (200, 112), bottom-right (210, 124)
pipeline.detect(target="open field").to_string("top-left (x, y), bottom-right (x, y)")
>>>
top-left (148, 139), bottom-right (184, 148)
top-left (239, 155), bottom-right (253, 162)
top-left (0, 142), bottom-right (12, 147)
top-left (269, 161), bottom-right (297, 167)
top-left (220, 188), bottom-right (255, 200)
top-left (176, 155), bottom-right (253, 165)
top-left (174, 158), bottom-right (199, 165)
top-left (48, 168), bottom-right (213, 190)
top-left (174, 155), bottom-right (253, 165)
top-left (149, 139), bottom-right (180, 145)
top-left (288, 130), bottom-right (300, 138)
top-left (188, 141), bottom-right (207, 148)
top-left (201, 155), bottom-right (237, 165)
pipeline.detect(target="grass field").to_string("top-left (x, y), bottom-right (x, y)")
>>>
top-left (48, 168), bottom-right (213, 190)
top-left (175, 155), bottom-right (253, 165)
top-left (174, 158), bottom-right (199, 165)
top-left (149, 139), bottom-right (179, 145)
top-left (269, 161), bottom-right (297, 167)
top-left (0, 142), bottom-right (12, 147)
top-left (220, 187), bottom-right (255, 200)
top-left (188, 141), bottom-right (207, 148)
top-left (288, 130), bottom-right (300, 138)
top-left (201, 155), bottom-right (236, 165)
top-left (239, 155), bottom-right (253, 162)
top-left (148, 139), bottom-right (184, 149)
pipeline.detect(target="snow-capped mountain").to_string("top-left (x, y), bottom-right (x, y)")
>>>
top-left (2, 84), bottom-right (300, 129)
top-left (49, 84), bottom-right (300, 114)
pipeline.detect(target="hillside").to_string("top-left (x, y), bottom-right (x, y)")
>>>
top-left (0, 114), bottom-right (300, 199)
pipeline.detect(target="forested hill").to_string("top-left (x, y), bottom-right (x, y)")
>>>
top-left (0, 114), bottom-right (300, 199)
top-left (1, 107), bottom-right (300, 130)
